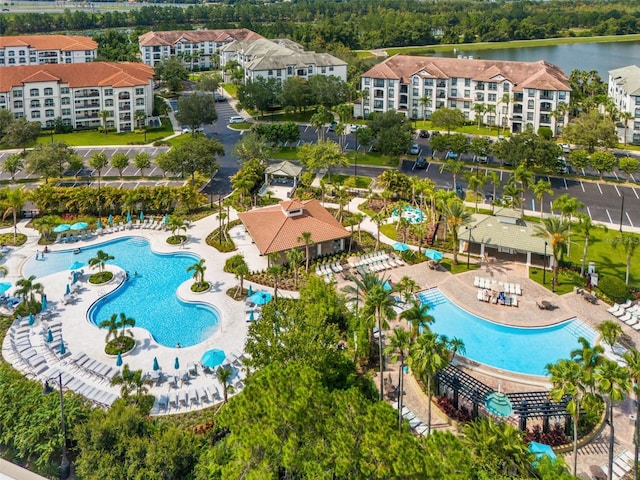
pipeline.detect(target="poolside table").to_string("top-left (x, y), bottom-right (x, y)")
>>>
top-left (540, 300), bottom-right (553, 310)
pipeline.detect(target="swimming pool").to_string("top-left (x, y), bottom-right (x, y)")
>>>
top-left (24, 237), bottom-right (220, 347)
top-left (416, 289), bottom-right (597, 376)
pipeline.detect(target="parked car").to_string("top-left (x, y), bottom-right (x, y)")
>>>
top-left (182, 126), bottom-right (204, 133)
top-left (409, 144), bottom-right (420, 155)
top-left (431, 131), bottom-right (441, 136)
top-left (350, 124), bottom-right (362, 133)
top-left (455, 183), bottom-right (464, 199)
top-left (561, 143), bottom-right (571, 153)
top-left (446, 151), bottom-right (458, 159)
top-left (556, 156), bottom-right (568, 174)
top-left (419, 130), bottom-right (430, 138)
top-left (228, 116), bottom-right (244, 124)
top-left (473, 154), bottom-right (489, 163)
top-left (415, 156), bottom-right (427, 169)
top-left (214, 92), bottom-right (226, 102)
top-left (328, 121), bottom-right (338, 132)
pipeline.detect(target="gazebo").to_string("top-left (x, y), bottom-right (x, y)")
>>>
top-left (264, 161), bottom-right (303, 187)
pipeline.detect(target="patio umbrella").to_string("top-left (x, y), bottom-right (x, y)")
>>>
top-left (59, 342), bottom-right (66, 355)
top-left (68, 261), bottom-right (84, 271)
top-left (392, 242), bottom-right (409, 252)
top-left (139, 211), bottom-right (144, 221)
top-left (201, 349), bottom-right (226, 368)
top-left (65, 284), bottom-right (70, 295)
top-left (152, 357), bottom-right (160, 371)
top-left (383, 280), bottom-right (392, 292)
top-left (174, 357), bottom-right (180, 370)
top-left (107, 214), bottom-right (113, 225)
top-left (126, 212), bottom-right (132, 223)
top-left (28, 313), bottom-right (35, 326)
top-left (97, 218), bottom-right (102, 229)
top-left (163, 213), bottom-right (169, 224)
top-left (248, 309), bottom-right (255, 322)
top-left (70, 221), bottom-right (88, 231)
top-left (425, 249), bottom-right (444, 261)
top-left (250, 291), bottom-right (272, 305)
top-left (115, 351), bottom-right (122, 367)
top-left (528, 441), bottom-right (556, 461)
top-left (0, 282), bottom-right (11, 293)
top-left (53, 224), bottom-right (71, 233)
top-left (41, 294), bottom-right (47, 311)
top-left (46, 328), bottom-right (53, 343)
top-left (247, 284), bottom-right (253, 297)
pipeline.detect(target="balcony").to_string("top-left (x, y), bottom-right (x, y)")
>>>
top-left (436, 81), bottom-right (446, 88)
top-left (475, 83), bottom-right (485, 90)
top-left (75, 90), bottom-right (99, 98)
top-left (119, 103), bottom-right (131, 111)
top-left (118, 92), bottom-right (131, 100)
top-left (75, 101), bottom-right (100, 109)
top-left (514, 93), bottom-right (524, 102)
top-left (399, 85), bottom-right (408, 94)
top-left (76, 113), bottom-right (99, 120)
top-left (540, 93), bottom-right (554, 100)
top-left (539, 114), bottom-right (551, 124)
top-left (119, 114), bottom-right (131, 121)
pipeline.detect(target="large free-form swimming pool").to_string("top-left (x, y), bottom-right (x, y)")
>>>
top-left (24, 237), bottom-right (220, 347)
top-left (417, 289), bottom-right (597, 376)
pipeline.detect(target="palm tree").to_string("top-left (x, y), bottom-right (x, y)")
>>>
top-left (99, 313), bottom-right (121, 343)
top-left (485, 170), bottom-right (500, 213)
top-left (286, 248), bottom-right (304, 289)
top-left (513, 165), bottom-right (533, 217)
top-left (613, 233), bottom-right (639, 286)
top-left (571, 336), bottom-right (604, 391)
top-left (216, 366), bottom-right (233, 404)
top-left (447, 337), bottom-right (466, 363)
top-left (89, 250), bottom-right (114, 273)
top-left (296, 231), bottom-right (313, 273)
top-left (371, 212), bottom-right (386, 250)
top-left (621, 111), bottom-right (634, 145)
top-left (473, 103), bottom-right (486, 128)
top-left (575, 213), bottom-right (604, 276)
top-left (111, 364), bottom-right (136, 401)
top-left (440, 159), bottom-right (465, 191)
top-left (230, 255), bottom-right (250, 296)
top-left (622, 348), bottom-right (640, 480)
top-left (419, 95), bottom-right (432, 120)
top-left (466, 171), bottom-right (486, 213)
top-left (167, 215), bottom-right (186, 240)
top-left (116, 312), bottom-right (136, 340)
top-left (384, 327), bottom-right (411, 430)
top-left (485, 104), bottom-right (496, 127)
top-left (409, 331), bottom-right (450, 435)
top-left (395, 275), bottom-right (418, 303)
top-left (531, 179), bottom-right (553, 218)
top-left (546, 359), bottom-right (587, 477)
top-left (186, 259), bottom-right (207, 287)
top-left (400, 299), bottom-right (434, 343)
top-left (89, 153), bottom-right (108, 192)
top-left (99, 110), bottom-right (110, 134)
top-left (597, 320), bottom-right (623, 351)
top-left (595, 359), bottom-right (630, 480)
top-left (534, 217), bottom-right (569, 290)
top-left (266, 260), bottom-right (283, 301)
top-left (444, 198), bottom-right (471, 265)
top-left (552, 194), bottom-right (584, 257)
top-left (15, 275), bottom-right (43, 304)
top-left (501, 181), bottom-right (522, 211)
top-left (2, 188), bottom-right (27, 243)
top-left (366, 283), bottom-right (396, 400)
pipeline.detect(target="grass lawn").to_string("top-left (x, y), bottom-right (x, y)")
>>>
top-left (328, 174), bottom-right (372, 189)
top-left (35, 120), bottom-right (173, 147)
top-left (346, 150), bottom-right (399, 167)
top-left (165, 133), bottom-right (194, 148)
top-left (529, 267), bottom-right (582, 295)
top-left (440, 258), bottom-right (481, 274)
top-left (222, 84), bottom-right (238, 98)
top-left (228, 122), bottom-right (253, 130)
top-left (270, 148), bottom-right (298, 161)
top-left (380, 223), bottom-right (399, 241)
top-left (256, 111), bottom-right (315, 123)
top-left (413, 119), bottom-right (508, 138)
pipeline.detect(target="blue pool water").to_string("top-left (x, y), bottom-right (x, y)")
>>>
top-left (417, 289), bottom-right (597, 376)
top-left (24, 237), bottom-right (220, 347)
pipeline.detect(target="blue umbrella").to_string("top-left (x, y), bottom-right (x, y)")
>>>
top-left (59, 342), bottom-right (66, 355)
top-left (46, 328), bottom-right (53, 343)
top-left (200, 349), bottom-right (226, 368)
top-left (107, 214), bottom-right (113, 225)
top-left (249, 310), bottom-right (255, 322)
top-left (174, 357), bottom-right (180, 370)
top-left (152, 357), bottom-right (160, 371)
top-left (115, 351), bottom-right (123, 367)
top-left (0, 282), bottom-right (11, 293)
top-left (528, 441), bottom-right (556, 461)
top-left (247, 284), bottom-right (253, 297)
top-left (163, 213), bottom-right (169, 224)
top-left (65, 284), bottom-right (70, 295)
top-left (425, 249), bottom-right (444, 261)
top-left (392, 242), bottom-right (409, 252)
top-left (126, 212), bottom-right (132, 223)
top-left (28, 313), bottom-right (35, 326)
top-left (53, 224), bottom-right (71, 233)
top-left (97, 218), bottom-right (102, 229)
top-left (69, 261), bottom-right (84, 271)
top-left (41, 294), bottom-right (47, 311)
top-left (383, 280), bottom-right (392, 292)
top-left (139, 211), bottom-right (144, 221)
top-left (70, 221), bottom-right (88, 231)
top-left (250, 291), bottom-right (272, 305)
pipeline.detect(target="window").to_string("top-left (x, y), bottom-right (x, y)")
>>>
top-left (464, 89), bottom-right (470, 97)
top-left (463, 101), bottom-right (470, 109)
top-left (321, 67), bottom-right (326, 74)
top-left (136, 98), bottom-right (145, 106)
top-left (44, 88), bottom-right (53, 96)
top-left (412, 76), bottom-right (419, 86)
top-left (329, 66), bottom-right (333, 72)
top-left (288, 66), bottom-right (293, 76)
top-left (503, 83), bottom-right (510, 92)
top-left (374, 100), bottom-right (383, 109)
top-left (527, 89), bottom-right (536, 97)
top-left (502, 106), bottom-right (508, 114)
top-left (268, 69), bottom-right (273, 76)
top-left (307, 66), bottom-right (313, 74)
top-left (19, 58), bottom-right (26, 64)
top-left (450, 100), bottom-right (457, 108)
top-left (135, 88), bottom-right (144, 95)
top-left (488, 82), bottom-right (497, 90)
top-left (412, 99), bottom-right (419, 107)
top-left (465, 79), bottom-right (471, 87)
top-left (527, 99), bottom-right (534, 109)
top-left (451, 77), bottom-right (457, 85)
top-left (105, 99), bottom-right (114, 107)
top-left (44, 99), bottom-right (54, 107)
top-left (374, 79), bottom-right (385, 88)
top-left (488, 94), bottom-right (496, 102)
top-left (277, 70), bottom-right (282, 77)
top-left (45, 109), bottom-right (54, 118)
top-left (425, 79), bottom-right (433, 86)
top-left (8, 51), bottom-right (14, 57)
top-left (412, 88), bottom-right (418, 96)
top-left (29, 88), bottom-right (39, 97)
top-left (62, 108), bottom-right (71, 116)
top-left (8, 58), bottom-right (15, 64)
top-left (476, 93), bottom-right (484, 101)
top-left (559, 91), bottom-right (567, 100)
top-left (61, 97), bottom-right (70, 105)
top-left (30, 100), bottom-right (40, 108)
top-left (13, 100), bottom-right (23, 109)
top-left (364, 77), bottom-right (370, 86)
top-left (18, 50), bottom-right (25, 56)
top-left (13, 90), bottom-right (22, 98)
top-left (388, 89), bottom-right (395, 97)
top-left (104, 89), bottom-right (113, 96)
top-left (387, 100), bottom-right (394, 109)
top-left (527, 112), bottom-right (534, 121)
top-left (32, 111), bottom-right (41, 119)
top-left (61, 87), bottom-right (69, 94)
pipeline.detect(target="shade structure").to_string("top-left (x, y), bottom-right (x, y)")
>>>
top-left (139, 211), bottom-right (144, 221)
top-left (107, 214), bottom-right (113, 225)
top-left (0, 282), bottom-right (11, 293)
top-left (152, 356), bottom-right (160, 371)
top-left (59, 342), bottom-right (66, 355)
top-left (70, 221), bottom-right (88, 231)
top-left (46, 329), bottom-right (53, 343)
top-left (97, 218), bottom-right (102, 229)
top-left (201, 349), bottom-right (226, 368)
top-left (174, 357), bottom-right (181, 370)
top-left (28, 313), bottom-right (35, 326)
top-left (163, 213), bottom-right (169, 224)
top-left (115, 351), bottom-right (123, 367)
top-left (65, 284), bottom-right (70, 295)
top-left (247, 284), bottom-right (253, 297)
top-left (41, 294), bottom-right (47, 311)
top-left (68, 261), bottom-right (84, 271)
top-left (484, 392), bottom-right (513, 417)
top-left (250, 291), bottom-right (272, 305)
top-left (126, 212), bottom-right (132, 223)
top-left (528, 441), bottom-right (556, 461)
top-left (53, 224), bottom-right (71, 233)
top-left (249, 310), bottom-right (255, 322)
top-left (383, 280), bottom-right (392, 292)
top-left (425, 249), bottom-right (444, 261)
top-left (392, 242), bottom-right (410, 252)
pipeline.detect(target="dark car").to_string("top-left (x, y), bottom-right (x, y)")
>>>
top-left (419, 130), bottom-right (430, 138)
top-left (328, 121), bottom-right (337, 132)
top-left (415, 156), bottom-right (427, 169)
top-left (431, 131), bottom-right (441, 137)
top-left (214, 92), bottom-right (226, 102)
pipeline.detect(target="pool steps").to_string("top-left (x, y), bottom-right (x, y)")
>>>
top-left (566, 319), bottom-right (597, 343)
top-left (416, 289), bottom-right (446, 307)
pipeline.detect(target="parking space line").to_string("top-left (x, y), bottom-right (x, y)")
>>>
top-left (614, 185), bottom-right (621, 197)
top-left (531, 199), bottom-right (535, 211)
top-left (631, 174), bottom-right (637, 183)
top-left (606, 209), bottom-right (613, 223)
top-left (563, 178), bottom-right (568, 189)
top-left (626, 212), bottom-right (634, 228)
top-left (345, 142), bottom-right (350, 150)
top-left (580, 180), bottom-right (585, 192)
top-left (581, 168), bottom-right (586, 176)
top-left (613, 171), bottom-right (619, 181)
top-left (633, 187), bottom-right (639, 200)
top-left (425, 163), bottom-right (430, 172)
top-left (596, 183), bottom-right (603, 194)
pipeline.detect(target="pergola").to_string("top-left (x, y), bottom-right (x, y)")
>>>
top-left (264, 160), bottom-right (303, 188)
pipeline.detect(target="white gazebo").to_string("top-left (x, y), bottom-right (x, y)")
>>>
top-left (264, 160), bottom-right (303, 187)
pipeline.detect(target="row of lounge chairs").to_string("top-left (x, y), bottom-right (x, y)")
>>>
top-left (54, 231), bottom-right (93, 243)
top-left (474, 276), bottom-right (522, 295)
top-left (608, 301), bottom-right (640, 330)
top-left (476, 288), bottom-right (519, 307)
top-left (46, 368), bottom-right (119, 408)
top-left (69, 352), bottom-right (120, 384)
top-left (354, 254), bottom-right (406, 276)
top-left (392, 405), bottom-right (429, 436)
top-left (315, 262), bottom-right (344, 277)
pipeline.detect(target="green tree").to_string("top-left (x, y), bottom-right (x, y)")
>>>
top-left (440, 158), bottom-right (465, 192)
top-left (133, 152), bottom-right (151, 177)
top-left (384, 327), bottom-right (411, 429)
top-left (444, 198), bottom-right (471, 265)
top-left (562, 110), bottom-right (617, 152)
top-left (89, 152), bottom-right (109, 190)
top-left (110, 152), bottom-right (129, 178)
top-left (99, 313), bottom-right (121, 344)
top-left (216, 365), bottom-right (233, 404)
top-left (187, 258), bottom-right (207, 287)
top-left (111, 364), bottom-right (152, 403)
top-left (26, 143), bottom-right (74, 182)
top-left (1, 187), bottom-right (27, 243)
top-left (309, 74), bottom-right (350, 107)
top-left (3, 153), bottom-right (24, 181)
top-left (99, 110), bottom-right (110, 134)
top-left (613, 232), bottom-right (640, 285)
top-left (619, 156), bottom-right (640, 180)
top-left (297, 231), bottom-right (313, 273)
top-left (164, 136), bottom-right (223, 182)
top-left (15, 274), bottom-right (43, 304)
top-left (196, 72), bottom-right (222, 93)
top-left (569, 148), bottom-right (591, 170)
top-left (155, 56), bottom-right (188, 94)
top-left (367, 110), bottom-right (413, 156)
top-left (589, 150), bottom-right (617, 180)
top-left (286, 247), bottom-right (304, 289)
top-left (513, 165), bottom-right (534, 217)
top-left (89, 250), bottom-right (114, 273)
top-left (175, 93), bottom-right (218, 133)
top-left (297, 140), bottom-right (348, 182)
top-left (2, 118), bottom-right (40, 150)
top-left (534, 217), bottom-right (569, 289)
top-left (238, 77), bottom-right (281, 117)
top-left (531, 179), bottom-right (553, 217)
top-left (575, 213), bottom-right (604, 276)
top-left (623, 348), bottom-right (640, 480)
top-left (400, 298), bottom-right (434, 343)
top-left (430, 107), bottom-right (465, 134)
top-left (279, 76), bottom-right (313, 112)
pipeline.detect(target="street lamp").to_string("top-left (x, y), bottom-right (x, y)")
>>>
top-left (466, 225), bottom-right (476, 270)
top-left (543, 241), bottom-right (547, 286)
top-left (43, 372), bottom-right (70, 480)
top-left (619, 192), bottom-right (625, 232)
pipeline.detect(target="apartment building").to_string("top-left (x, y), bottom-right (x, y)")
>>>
top-left (357, 55), bottom-right (571, 135)
top-left (138, 29), bottom-right (263, 69)
top-left (220, 38), bottom-right (347, 83)
top-left (0, 35), bottom-right (97, 66)
top-left (608, 65), bottom-right (640, 145)
top-left (0, 62), bottom-right (154, 133)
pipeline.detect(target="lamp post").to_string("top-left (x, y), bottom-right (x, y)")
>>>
top-left (466, 226), bottom-right (475, 270)
top-left (619, 191), bottom-right (625, 232)
top-left (43, 372), bottom-right (70, 480)
top-left (543, 241), bottom-right (547, 286)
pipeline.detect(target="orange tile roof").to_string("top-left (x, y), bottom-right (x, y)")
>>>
top-left (362, 55), bottom-right (570, 92)
top-left (238, 199), bottom-right (351, 255)
top-left (138, 29), bottom-right (263, 47)
top-left (0, 35), bottom-right (97, 51)
top-left (0, 62), bottom-right (154, 92)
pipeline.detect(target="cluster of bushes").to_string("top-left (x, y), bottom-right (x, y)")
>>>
top-left (436, 394), bottom-right (473, 423)
top-left (524, 424), bottom-right (569, 447)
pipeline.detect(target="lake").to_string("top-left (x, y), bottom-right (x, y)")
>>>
top-left (435, 41), bottom-right (640, 78)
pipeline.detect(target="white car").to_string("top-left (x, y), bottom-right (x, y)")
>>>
top-left (181, 126), bottom-right (204, 134)
top-left (561, 143), bottom-right (571, 154)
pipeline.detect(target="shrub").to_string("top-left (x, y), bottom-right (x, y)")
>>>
top-left (524, 423), bottom-right (568, 447)
top-left (105, 336), bottom-right (134, 355)
top-left (167, 234), bottom-right (187, 245)
top-left (89, 271), bottom-right (113, 284)
top-left (598, 275), bottom-right (630, 303)
top-left (191, 281), bottom-right (210, 293)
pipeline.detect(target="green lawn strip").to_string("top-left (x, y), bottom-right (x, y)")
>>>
top-left (439, 258), bottom-right (481, 274)
top-left (329, 174), bottom-right (372, 189)
top-left (164, 133), bottom-right (194, 148)
top-left (345, 150), bottom-right (398, 167)
top-left (256, 111), bottom-right (315, 123)
top-left (228, 122), bottom-right (253, 130)
top-left (37, 124), bottom-right (173, 147)
top-left (379, 223), bottom-right (399, 241)
top-left (222, 84), bottom-right (238, 97)
top-left (529, 267), bottom-right (582, 295)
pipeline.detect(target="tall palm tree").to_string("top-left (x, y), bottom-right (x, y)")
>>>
top-left (440, 159), bottom-right (465, 191)
top-left (419, 95), bottom-right (432, 120)
top-left (395, 275), bottom-right (418, 303)
top-left (466, 171), bottom-right (486, 213)
top-left (546, 359), bottom-right (587, 477)
top-left (534, 217), bottom-right (569, 290)
top-left (216, 366), bottom-right (233, 404)
top-left (531, 179), bottom-right (553, 218)
top-left (266, 262), bottom-right (283, 301)
top-left (552, 194), bottom-right (584, 256)
top-left (286, 248), bottom-right (304, 289)
top-left (89, 250), bottom-right (115, 273)
top-left (473, 103), bottom-right (486, 128)
top-left (409, 331), bottom-right (450, 435)
top-left (597, 321), bottom-right (623, 351)
top-left (571, 336), bottom-right (604, 391)
top-left (613, 233), bottom-right (639, 286)
top-left (2, 188), bottom-right (27, 243)
top-left (89, 152), bottom-right (108, 192)
top-left (621, 111), bottom-right (634, 145)
top-left (485, 170), bottom-right (500, 213)
top-left (186, 259), bottom-right (207, 287)
top-left (623, 348), bottom-right (640, 480)
top-left (15, 275), bottom-right (43, 304)
top-left (400, 299), bottom-right (434, 343)
top-left (99, 313), bottom-right (121, 343)
top-left (513, 165), bottom-right (533, 217)
top-left (448, 337), bottom-right (466, 363)
top-left (370, 212), bottom-right (386, 250)
top-left (444, 198), bottom-right (471, 265)
top-left (99, 110), bottom-right (110, 134)
top-left (167, 215), bottom-right (186, 239)
top-left (575, 213), bottom-right (604, 276)
top-left (116, 312), bottom-right (136, 340)
top-left (501, 181), bottom-right (522, 211)
top-left (384, 327), bottom-right (411, 430)
top-left (111, 364), bottom-right (136, 401)
top-left (297, 231), bottom-right (313, 273)
top-left (365, 283), bottom-right (396, 400)
top-left (595, 359), bottom-right (630, 480)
